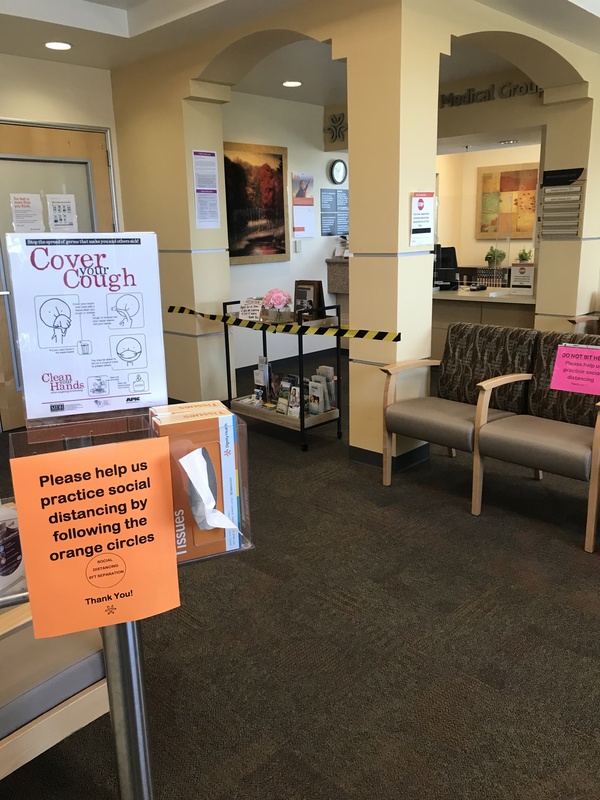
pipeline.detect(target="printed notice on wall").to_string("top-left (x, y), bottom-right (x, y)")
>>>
top-left (10, 437), bottom-right (180, 638)
top-left (5, 232), bottom-right (168, 421)
top-left (10, 193), bottom-right (45, 232)
top-left (193, 150), bottom-right (220, 229)
top-left (47, 194), bottom-right (78, 233)
top-left (320, 189), bottom-right (349, 237)
top-left (410, 192), bottom-right (435, 247)
top-left (550, 345), bottom-right (600, 396)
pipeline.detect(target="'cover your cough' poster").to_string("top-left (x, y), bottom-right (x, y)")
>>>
top-left (6, 233), bottom-right (168, 420)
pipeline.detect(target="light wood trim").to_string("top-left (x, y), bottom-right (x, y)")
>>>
top-left (476, 373), bottom-right (533, 393)
top-left (0, 680), bottom-right (109, 779)
top-left (568, 314), bottom-right (600, 334)
top-left (380, 358), bottom-right (441, 377)
top-left (584, 402), bottom-right (600, 553)
top-left (381, 359), bottom-right (441, 413)
top-left (0, 603), bottom-right (32, 641)
top-left (471, 373), bottom-right (533, 516)
top-left (381, 359), bottom-right (441, 486)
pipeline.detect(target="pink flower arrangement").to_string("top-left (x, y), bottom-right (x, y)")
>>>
top-left (262, 288), bottom-right (292, 309)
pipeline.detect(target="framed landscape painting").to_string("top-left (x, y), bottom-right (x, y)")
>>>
top-left (475, 162), bottom-right (538, 239)
top-left (223, 142), bottom-right (290, 264)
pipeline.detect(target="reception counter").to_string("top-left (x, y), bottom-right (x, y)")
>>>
top-left (432, 288), bottom-right (536, 359)
top-left (326, 257), bottom-right (536, 360)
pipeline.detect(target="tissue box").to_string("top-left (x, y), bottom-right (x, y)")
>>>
top-left (152, 411), bottom-right (250, 564)
top-left (149, 400), bottom-right (230, 419)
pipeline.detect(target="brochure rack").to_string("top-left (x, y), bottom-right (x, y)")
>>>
top-left (223, 301), bottom-right (343, 451)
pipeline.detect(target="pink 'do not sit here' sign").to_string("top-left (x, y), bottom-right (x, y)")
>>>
top-left (550, 345), bottom-right (600, 395)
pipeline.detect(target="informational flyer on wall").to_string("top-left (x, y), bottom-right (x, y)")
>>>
top-left (292, 173), bottom-right (315, 238)
top-left (46, 194), bottom-right (78, 233)
top-left (320, 188), bottom-right (349, 236)
top-left (410, 191), bottom-right (435, 246)
top-left (5, 232), bottom-right (168, 421)
top-left (10, 193), bottom-right (45, 232)
top-left (193, 149), bottom-right (220, 229)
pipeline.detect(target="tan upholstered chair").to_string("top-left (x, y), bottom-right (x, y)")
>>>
top-left (472, 331), bottom-right (600, 552)
top-left (381, 323), bottom-right (538, 487)
top-left (0, 604), bottom-right (108, 778)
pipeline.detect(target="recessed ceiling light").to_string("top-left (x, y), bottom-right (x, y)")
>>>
top-left (282, 80), bottom-right (302, 88)
top-left (499, 139), bottom-right (519, 145)
top-left (45, 41), bottom-right (72, 51)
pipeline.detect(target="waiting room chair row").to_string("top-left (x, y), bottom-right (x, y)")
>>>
top-left (382, 323), bottom-right (600, 552)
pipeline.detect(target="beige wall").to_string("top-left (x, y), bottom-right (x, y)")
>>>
top-left (0, 53), bottom-right (121, 224)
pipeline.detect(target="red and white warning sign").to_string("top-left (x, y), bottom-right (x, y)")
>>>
top-left (410, 191), bottom-right (435, 247)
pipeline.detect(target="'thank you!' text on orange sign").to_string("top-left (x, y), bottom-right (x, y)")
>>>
top-left (10, 437), bottom-right (180, 638)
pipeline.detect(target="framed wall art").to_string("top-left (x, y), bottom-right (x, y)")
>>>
top-left (475, 162), bottom-right (538, 239)
top-left (223, 142), bottom-right (289, 264)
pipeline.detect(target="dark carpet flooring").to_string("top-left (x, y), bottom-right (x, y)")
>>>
top-left (4, 352), bottom-right (600, 799)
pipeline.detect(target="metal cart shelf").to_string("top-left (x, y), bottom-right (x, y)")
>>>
top-left (222, 301), bottom-right (343, 451)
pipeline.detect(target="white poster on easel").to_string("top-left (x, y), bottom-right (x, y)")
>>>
top-left (6, 232), bottom-right (168, 420)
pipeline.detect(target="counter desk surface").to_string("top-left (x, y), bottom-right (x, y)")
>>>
top-left (433, 288), bottom-right (536, 305)
top-left (431, 288), bottom-right (536, 358)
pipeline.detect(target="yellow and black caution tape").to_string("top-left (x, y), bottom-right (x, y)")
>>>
top-left (167, 305), bottom-right (401, 342)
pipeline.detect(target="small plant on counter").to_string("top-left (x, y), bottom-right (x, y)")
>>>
top-left (484, 246), bottom-right (506, 266)
top-left (517, 248), bottom-right (533, 263)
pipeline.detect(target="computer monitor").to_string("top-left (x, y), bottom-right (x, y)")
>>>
top-left (433, 245), bottom-right (458, 290)
top-left (440, 246), bottom-right (458, 274)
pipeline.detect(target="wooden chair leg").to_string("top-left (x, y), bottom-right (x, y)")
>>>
top-left (585, 418), bottom-right (600, 552)
top-left (585, 479), bottom-right (599, 553)
top-left (533, 469), bottom-right (543, 481)
top-left (447, 448), bottom-right (457, 458)
top-left (471, 451), bottom-right (484, 516)
top-left (383, 428), bottom-right (393, 487)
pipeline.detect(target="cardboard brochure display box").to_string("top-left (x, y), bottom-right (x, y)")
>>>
top-left (151, 402), bottom-right (252, 564)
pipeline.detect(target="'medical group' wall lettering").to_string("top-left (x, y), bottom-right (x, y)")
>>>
top-left (440, 80), bottom-right (541, 109)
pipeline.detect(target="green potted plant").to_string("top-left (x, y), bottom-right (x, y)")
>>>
top-left (484, 246), bottom-right (506, 267)
top-left (517, 247), bottom-right (533, 263)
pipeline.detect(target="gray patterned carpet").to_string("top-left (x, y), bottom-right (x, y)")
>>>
top-left (3, 353), bottom-right (600, 799)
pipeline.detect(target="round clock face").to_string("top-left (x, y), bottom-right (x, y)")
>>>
top-left (330, 159), bottom-right (347, 185)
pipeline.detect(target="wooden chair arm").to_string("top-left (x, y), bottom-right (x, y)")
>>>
top-left (380, 358), bottom-right (441, 376)
top-left (474, 373), bottom-right (532, 432)
top-left (381, 359), bottom-right (441, 410)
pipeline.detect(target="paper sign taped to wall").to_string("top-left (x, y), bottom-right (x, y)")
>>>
top-left (550, 345), bottom-right (600, 395)
top-left (10, 436), bottom-right (180, 638)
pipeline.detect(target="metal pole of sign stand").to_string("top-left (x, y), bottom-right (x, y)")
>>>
top-left (60, 435), bottom-right (155, 800)
top-left (0, 540), bottom-right (156, 800)
top-left (101, 621), bottom-right (155, 800)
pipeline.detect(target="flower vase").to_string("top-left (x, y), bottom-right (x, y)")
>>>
top-left (269, 305), bottom-right (290, 323)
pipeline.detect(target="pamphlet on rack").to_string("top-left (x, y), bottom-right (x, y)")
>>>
top-left (5, 232), bottom-right (168, 420)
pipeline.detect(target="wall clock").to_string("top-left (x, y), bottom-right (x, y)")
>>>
top-left (328, 159), bottom-right (347, 185)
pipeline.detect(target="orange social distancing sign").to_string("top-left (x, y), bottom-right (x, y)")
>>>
top-left (10, 436), bottom-right (180, 638)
